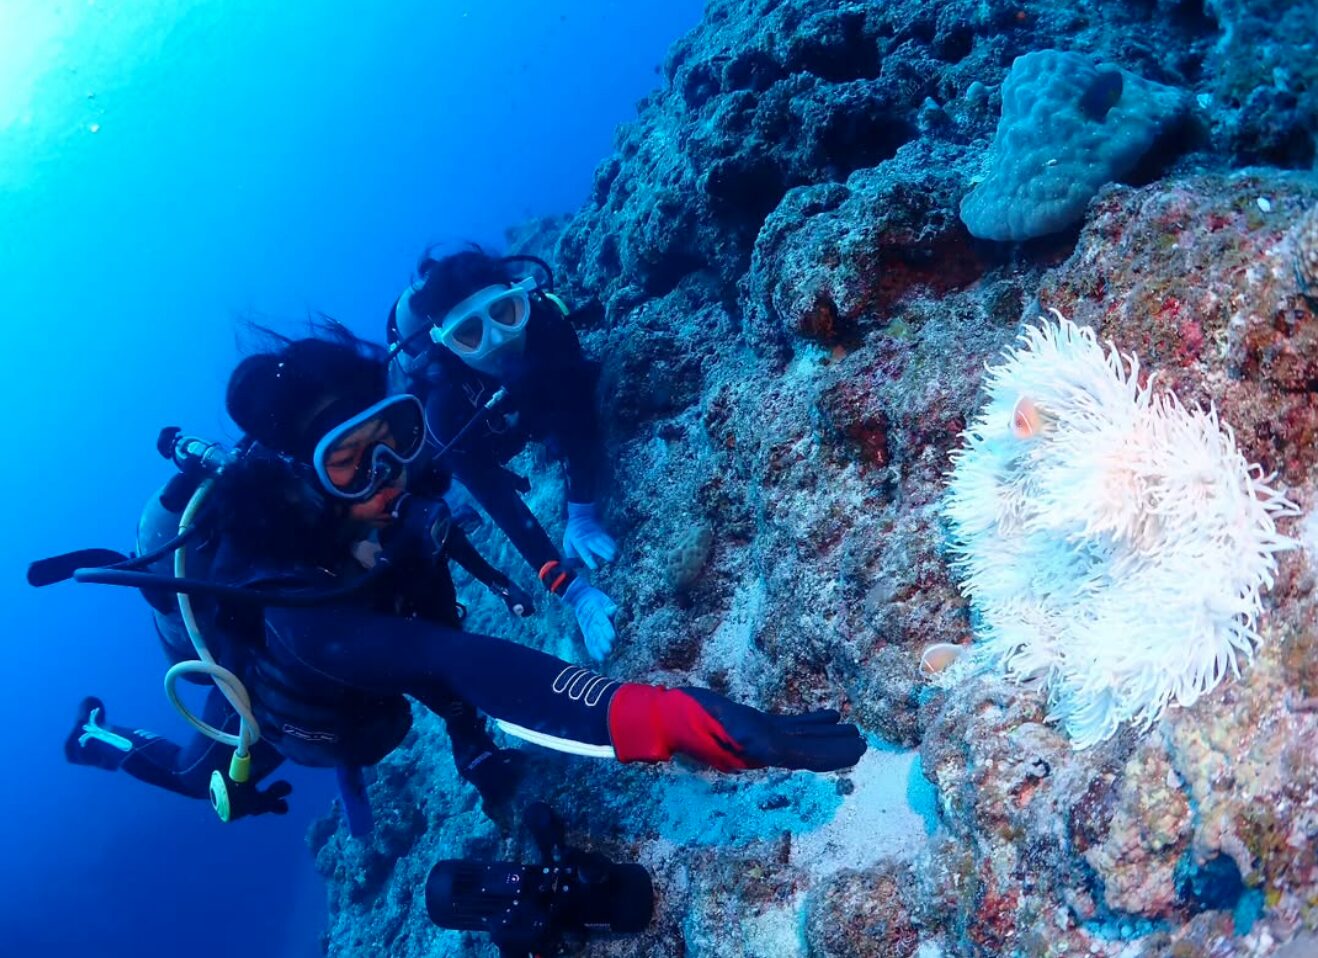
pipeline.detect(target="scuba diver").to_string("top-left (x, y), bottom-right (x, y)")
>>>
top-left (54, 328), bottom-right (534, 820)
top-left (45, 322), bottom-right (866, 825)
top-left (387, 247), bottom-right (620, 661)
top-left (59, 441), bottom-right (532, 820)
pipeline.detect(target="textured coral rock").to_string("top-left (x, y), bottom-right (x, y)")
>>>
top-left (1293, 202), bottom-right (1318, 300)
top-left (1200, 0), bottom-right (1318, 169)
top-left (803, 862), bottom-right (920, 957)
top-left (1037, 173), bottom-right (1318, 485)
top-left (743, 148), bottom-right (978, 359)
top-left (558, 0), bottom-right (1225, 321)
top-left (959, 49), bottom-right (1190, 241)
top-left (1071, 742), bottom-right (1194, 919)
top-left (314, 1), bottom-right (1318, 956)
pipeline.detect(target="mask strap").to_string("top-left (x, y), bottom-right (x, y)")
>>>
top-left (499, 254), bottom-right (555, 292)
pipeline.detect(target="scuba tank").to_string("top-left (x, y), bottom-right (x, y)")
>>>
top-left (137, 473), bottom-right (208, 677)
top-left (30, 427), bottom-right (393, 830)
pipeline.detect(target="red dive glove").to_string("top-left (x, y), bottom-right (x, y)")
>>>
top-left (607, 684), bottom-right (866, 773)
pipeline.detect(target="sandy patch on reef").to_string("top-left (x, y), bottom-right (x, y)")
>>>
top-left (789, 739), bottom-right (937, 873)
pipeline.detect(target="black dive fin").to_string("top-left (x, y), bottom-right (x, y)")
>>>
top-left (27, 549), bottom-right (130, 588)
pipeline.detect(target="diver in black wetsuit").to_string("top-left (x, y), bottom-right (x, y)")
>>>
top-left (387, 248), bottom-right (620, 661)
top-left (63, 331), bottom-right (533, 819)
top-left (58, 322), bottom-right (866, 823)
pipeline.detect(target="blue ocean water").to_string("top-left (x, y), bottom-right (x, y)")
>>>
top-left (0, 2), bottom-right (701, 955)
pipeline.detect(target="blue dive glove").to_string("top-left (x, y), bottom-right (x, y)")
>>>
top-left (562, 501), bottom-right (618, 571)
top-left (562, 577), bottom-right (618, 661)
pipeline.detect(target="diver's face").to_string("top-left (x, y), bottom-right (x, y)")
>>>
top-left (322, 418), bottom-right (406, 527)
top-left (433, 281), bottom-right (532, 377)
top-left (347, 475), bottom-right (405, 526)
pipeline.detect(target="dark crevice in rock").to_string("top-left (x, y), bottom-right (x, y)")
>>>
top-left (1173, 49), bottom-right (1207, 86)
top-left (818, 104), bottom-right (916, 180)
top-left (1176, 853), bottom-right (1246, 915)
top-left (598, 235), bottom-right (621, 275)
top-left (784, 10), bottom-right (881, 82)
top-left (900, 15), bottom-right (936, 47)
top-left (1163, 0), bottom-right (1215, 37)
top-left (641, 251), bottom-right (707, 299)
top-left (1124, 113), bottom-right (1209, 188)
top-left (724, 49), bottom-right (784, 92)
top-left (933, 23), bottom-right (974, 63)
top-left (680, 63), bottom-right (721, 109)
top-left (704, 155), bottom-right (789, 229)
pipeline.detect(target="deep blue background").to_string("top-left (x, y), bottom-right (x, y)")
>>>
top-left (0, 2), bottom-right (701, 955)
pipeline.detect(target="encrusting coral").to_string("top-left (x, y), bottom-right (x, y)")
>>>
top-left (940, 311), bottom-right (1299, 748)
top-left (1294, 201), bottom-right (1318, 300)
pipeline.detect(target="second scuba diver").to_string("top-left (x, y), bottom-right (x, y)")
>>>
top-left (388, 247), bottom-right (620, 660)
top-left (52, 322), bottom-right (866, 823)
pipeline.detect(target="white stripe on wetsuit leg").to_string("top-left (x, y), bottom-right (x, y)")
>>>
top-left (493, 720), bottom-right (617, 758)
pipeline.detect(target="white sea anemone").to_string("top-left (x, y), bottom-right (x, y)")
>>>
top-left (940, 311), bottom-right (1298, 748)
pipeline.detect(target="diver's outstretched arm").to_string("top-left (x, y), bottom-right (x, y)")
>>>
top-left (445, 526), bottom-right (534, 617)
top-left (448, 452), bottom-right (564, 576)
top-left (262, 605), bottom-right (865, 773)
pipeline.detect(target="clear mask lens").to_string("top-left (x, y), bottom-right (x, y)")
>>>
top-left (450, 315), bottom-right (485, 350)
top-left (488, 295), bottom-right (521, 327)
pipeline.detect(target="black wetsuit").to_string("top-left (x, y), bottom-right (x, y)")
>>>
top-left (89, 687), bottom-right (284, 799)
top-left (411, 303), bottom-right (604, 575)
top-left (88, 521), bottom-right (542, 804)
top-left (196, 506), bottom-right (621, 770)
top-left (69, 492), bottom-right (868, 796)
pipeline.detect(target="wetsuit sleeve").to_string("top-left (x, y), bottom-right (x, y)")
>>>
top-left (445, 525), bottom-right (512, 590)
top-left (420, 379), bottom-right (565, 578)
top-left (448, 451), bottom-right (564, 577)
top-left (538, 314), bottom-right (605, 504)
top-left (554, 370), bottom-right (604, 504)
top-left (263, 604), bottom-right (618, 753)
top-left (260, 605), bottom-right (867, 772)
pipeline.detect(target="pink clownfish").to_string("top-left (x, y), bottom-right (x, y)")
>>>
top-left (919, 642), bottom-right (965, 678)
top-left (1010, 396), bottom-right (1050, 440)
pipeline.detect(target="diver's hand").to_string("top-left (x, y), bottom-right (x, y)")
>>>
top-left (562, 578), bottom-right (617, 661)
top-left (210, 771), bottom-right (293, 822)
top-left (561, 501), bottom-right (617, 570)
top-left (459, 748), bottom-right (527, 808)
top-left (490, 578), bottom-right (535, 617)
top-left (607, 684), bottom-right (866, 773)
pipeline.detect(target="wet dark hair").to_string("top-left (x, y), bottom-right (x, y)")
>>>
top-left (410, 244), bottom-right (516, 323)
top-left (213, 318), bottom-right (390, 566)
top-left (227, 318), bottom-right (389, 460)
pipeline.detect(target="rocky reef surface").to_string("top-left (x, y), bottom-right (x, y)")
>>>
top-left (314, 1), bottom-right (1317, 955)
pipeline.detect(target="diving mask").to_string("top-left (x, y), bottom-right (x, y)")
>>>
top-left (430, 276), bottom-right (536, 371)
top-left (311, 395), bottom-right (426, 501)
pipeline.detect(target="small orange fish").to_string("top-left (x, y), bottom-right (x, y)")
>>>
top-left (1011, 396), bottom-right (1048, 439)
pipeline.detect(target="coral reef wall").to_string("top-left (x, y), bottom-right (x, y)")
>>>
top-left (315, 1), bottom-right (1318, 955)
